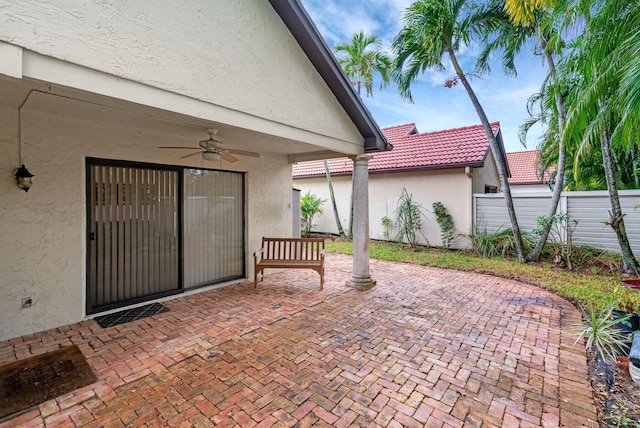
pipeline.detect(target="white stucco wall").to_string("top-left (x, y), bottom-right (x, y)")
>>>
top-left (294, 168), bottom-right (475, 248)
top-left (0, 0), bottom-right (380, 341)
top-left (472, 151), bottom-right (501, 195)
top-left (0, 100), bottom-right (292, 340)
top-left (0, 0), bottom-right (364, 153)
top-left (299, 175), bottom-right (352, 237)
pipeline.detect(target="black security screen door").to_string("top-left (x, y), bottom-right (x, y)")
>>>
top-left (86, 160), bottom-right (180, 313)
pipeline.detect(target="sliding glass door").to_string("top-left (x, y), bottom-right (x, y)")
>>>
top-left (87, 159), bottom-right (245, 313)
top-left (183, 169), bottom-right (244, 288)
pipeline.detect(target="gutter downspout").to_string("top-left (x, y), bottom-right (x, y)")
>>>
top-left (466, 166), bottom-right (474, 247)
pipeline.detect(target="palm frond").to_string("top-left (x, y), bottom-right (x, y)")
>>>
top-left (333, 30), bottom-right (392, 97)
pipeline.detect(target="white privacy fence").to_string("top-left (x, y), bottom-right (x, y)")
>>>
top-left (473, 190), bottom-right (640, 255)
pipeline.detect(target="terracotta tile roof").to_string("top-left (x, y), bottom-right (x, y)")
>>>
top-left (292, 122), bottom-right (499, 177)
top-left (506, 150), bottom-right (552, 184)
top-left (380, 123), bottom-right (418, 140)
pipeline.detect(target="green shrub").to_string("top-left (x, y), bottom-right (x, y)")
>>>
top-left (468, 224), bottom-right (534, 258)
top-left (394, 188), bottom-right (426, 247)
top-left (300, 191), bottom-right (327, 237)
top-left (533, 213), bottom-right (578, 270)
top-left (381, 215), bottom-right (393, 240)
top-left (432, 201), bottom-right (454, 249)
top-left (570, 245), bottom-right (622, 275)
top-left (571, 305), bottom-right (632, 361)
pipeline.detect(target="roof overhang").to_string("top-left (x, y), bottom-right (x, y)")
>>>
top-left (268, 0), bottom-right (391, 153)
top-left (293, 162), bottom-right (485, 179)
top-left (0, 44), bottom-right (374, 158)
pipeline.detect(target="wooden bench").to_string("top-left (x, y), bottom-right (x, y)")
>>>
top-left (253, 237), bottom-right (325, 289)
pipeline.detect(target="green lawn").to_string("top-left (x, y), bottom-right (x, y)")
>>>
top-left (326, 240), bottom-right (640, 313)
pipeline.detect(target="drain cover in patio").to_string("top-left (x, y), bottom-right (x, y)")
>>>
top-left (0, 345), bottom-right (97, 420)
top-left (94, 302), bottom-right (169, 328)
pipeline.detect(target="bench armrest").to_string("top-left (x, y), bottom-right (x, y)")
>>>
top-left (253, 247), bottom-right (265, 263)
top-left (320, 249), bottom-right (325, 261)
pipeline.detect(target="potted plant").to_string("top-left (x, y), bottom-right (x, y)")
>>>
top-left (611, 287), bottom-right (640, 335)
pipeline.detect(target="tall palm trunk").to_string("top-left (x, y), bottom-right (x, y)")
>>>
top-left (601, 130), bottom-right (639, 274)
top-left (526, 46), bottom-right (567, 262)
top-left (449, 49), bottom-right (525, 261)
top-left (324, 160), bottom-right (346, 238)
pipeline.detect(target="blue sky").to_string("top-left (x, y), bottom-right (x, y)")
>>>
top-left (301, 0), bottom-right (548, 153)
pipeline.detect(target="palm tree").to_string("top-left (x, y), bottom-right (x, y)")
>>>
top-left (334, 31), bottom-right (392, 97)
top-left (392, 0), bottom-right (526, 260)
top-left (537, 120), bottom-right (640, 191)
top-left (333, 31), bottom-right (392, 239)
top-left (556, 0), bottom-right (640, 272)
top-left (503, 0), bottom-right (556, 26)
top-left (497, 0), bottom-right (638, 271)
top-left (516, 0), bottom-right (639, 271)
top-left (482, 0), bottom-right (570, 263)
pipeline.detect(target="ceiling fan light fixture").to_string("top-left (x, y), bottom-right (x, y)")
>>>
top-left (160, 128), bottom-right (258, 162)
top-left (202, 151), bottom-right (221, 161)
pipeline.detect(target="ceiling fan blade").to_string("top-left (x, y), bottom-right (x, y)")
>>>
top-left (220, 152), bottom-right (239, 163)
top-left (159, 146), bottom-right (200, 150)
top-left (180, 151), bottom-right (203, 159)
top-left (226, 149), bottom-right (260, 158)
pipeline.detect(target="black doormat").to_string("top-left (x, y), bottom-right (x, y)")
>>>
top-left (94, 302), bottom-right (169, 328)
top-left (0, 345), bottom-right (97, 420)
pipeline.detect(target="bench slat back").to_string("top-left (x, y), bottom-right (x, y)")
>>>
top-left (262, 237), bottom-right (324, 261)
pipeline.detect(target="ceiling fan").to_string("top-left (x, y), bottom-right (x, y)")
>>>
top-left (159, 128), bottom-right (260, 162)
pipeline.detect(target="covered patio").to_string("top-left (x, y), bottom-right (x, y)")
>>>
top-left (0, 255), bottom-right (597, 427)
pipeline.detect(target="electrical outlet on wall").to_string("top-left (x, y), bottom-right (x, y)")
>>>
top-left (21, 297), bottom-right (32, 308)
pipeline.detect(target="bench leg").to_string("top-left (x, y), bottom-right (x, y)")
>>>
top-left (319, 267), bottom-right (324, 290)
top-left (254, 268), bottom-right (265, 288)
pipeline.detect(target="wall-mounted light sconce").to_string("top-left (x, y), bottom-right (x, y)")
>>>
top-left (15, 164), bottom-right (34, 192)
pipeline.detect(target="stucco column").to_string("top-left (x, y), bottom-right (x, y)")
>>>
top-left (346, 154), bottom-right (376, 289)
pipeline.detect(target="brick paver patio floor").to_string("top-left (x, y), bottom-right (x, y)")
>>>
top-left (0, 254), bottom-right (597, 427)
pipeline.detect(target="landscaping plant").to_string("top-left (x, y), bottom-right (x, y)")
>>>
top-left (393, 188), bottom-right (426, 247)
top-left (300, 191), bottom-right (327, 237)
top-left (468, 224), bottom-right (534, 258)
top-left (572, 304), bottom-right (632, 363)
top-left (432, 201), bottom-right (454, 249)
top-left (533, 212), bottom-right (578, 270)
top-left (381, 215), bottom-right (392, 240)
